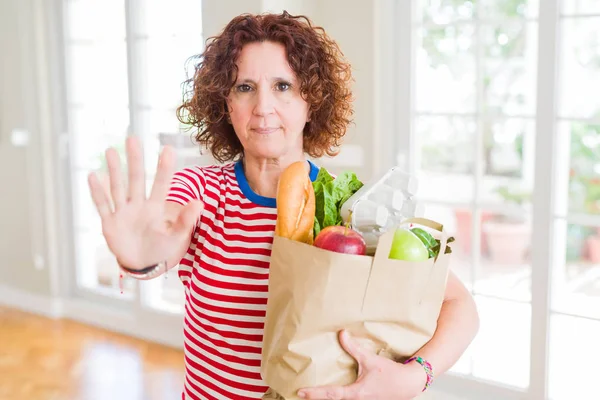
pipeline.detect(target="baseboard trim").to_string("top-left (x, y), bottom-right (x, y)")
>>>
top-left (63, 298), bottom-right (184, 350)
top-left (434, 373), bottom-right (528, 400)
top-left (0, 284), bottom-right (183, 349)
top-left (0, 284), bottom-right (64, 318)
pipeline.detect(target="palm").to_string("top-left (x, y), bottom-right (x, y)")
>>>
top-left (88, 136), bottom-right (203, 271)
top-left (101, 202), bottom-right (178, 268)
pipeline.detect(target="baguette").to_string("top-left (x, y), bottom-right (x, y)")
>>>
top-left (275, 161), bottom-right (316, 245)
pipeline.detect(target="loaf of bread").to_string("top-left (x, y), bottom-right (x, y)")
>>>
top-left (275, 161), bottom-right (316, 245)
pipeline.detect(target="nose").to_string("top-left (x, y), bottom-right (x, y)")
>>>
top-left (253, 85), bottom-right (275, 117)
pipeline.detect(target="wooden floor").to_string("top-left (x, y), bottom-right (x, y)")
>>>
top-left (0, 306), bottom-right (185, 400)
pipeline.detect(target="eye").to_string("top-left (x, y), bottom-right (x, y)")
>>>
top-left (275, 81), bottom-right (291, 91)
top-left (236, 84), bottom-right (252, 93)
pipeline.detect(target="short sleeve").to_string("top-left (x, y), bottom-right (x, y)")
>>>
top-left (166, 166), bottom-right (206, 205)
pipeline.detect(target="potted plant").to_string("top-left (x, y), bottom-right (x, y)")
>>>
top-left (583, 177), bottom-right (600, 263)
top-left (482, 185), bottom-right (532, 265)
top-left (568, 120), bottom-right (600, 263)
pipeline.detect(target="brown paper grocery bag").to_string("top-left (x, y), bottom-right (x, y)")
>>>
top-left (261, 218), bottom-right (451, 400)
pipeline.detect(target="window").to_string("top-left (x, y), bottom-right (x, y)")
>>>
top-left (63, 0), bottom-right (204, 313)
top-left (549, 1), bottom-right (600, 399)
top-left (413, 0), bottom-right (538, 389)
top-left (406, 1), bottom-right (600, 398)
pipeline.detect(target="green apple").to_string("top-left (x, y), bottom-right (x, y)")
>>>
top-left (388, 228), bottom-right (430, 261)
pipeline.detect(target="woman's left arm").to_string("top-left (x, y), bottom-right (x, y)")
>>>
top-left (298, 271), bottom-right (480, 400)
top-left (411, 270), bottom-right (480, 376)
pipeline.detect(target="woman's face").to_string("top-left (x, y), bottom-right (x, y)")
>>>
top-left (226, 41), bottom-right (310, 161)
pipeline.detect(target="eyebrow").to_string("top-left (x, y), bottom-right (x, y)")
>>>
top-left (236, 76), bottom-right (295, 84)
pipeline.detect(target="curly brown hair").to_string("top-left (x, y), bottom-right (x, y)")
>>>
top-left (176, 11), bottom-right (354, 163)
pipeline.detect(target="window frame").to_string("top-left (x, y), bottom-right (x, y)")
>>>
top-left (388, 1), bottom-right (588, 398)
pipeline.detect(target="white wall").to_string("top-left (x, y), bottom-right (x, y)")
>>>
top-left (0, 0), bottom-right (57, 298)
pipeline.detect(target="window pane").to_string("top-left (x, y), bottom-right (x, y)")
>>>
top-left (479, 210), bottom-right (532, 302)
top-left (552, 221), bottom-right (600, 320)
top-left (563, 121), bottom-right (600, 215)
top-left (67, 42), bottom-right (130, 108)
top-left (483, 118), bottom-right (535, 184)
top-left (74, 228), bottom-right (135, 297)
top-left (138, 38), bottom-right (203, 109)
top-left (480, 0), bottom-right (539, 19)
top-left (72, 169), bottom-right (102, 232)
top-left (549, 315), bottom-right (600, 400)
top-left (562, 0), bottom-right (600, 15)
top-left (558, 18), bottom-right (600, 119)
top-left (142, 109), bottom-right (189, 136)
top-left (136, 0), bottom-right (203, 38)
top-left (470, 296), bottom-right (530, 389)
top-left (65, 0), bottom-right (126, 41)
top-left (415, 24), bottom-right (476, 113)
top-left (137, 109), bottom-right (201, 175)
top-left (482, 22), bottom-right (538, 116)
top-left (68, 107), bottom-right (129, 170)
top-left (422, 204), bottom-right (474, 289)
top-left (140, 269), bottom-right (185, 314)
top-left (137, 110), bottom-right (178, 175)
top-left (416, 0), bottom-right (476, 24)
top-left (415, 116), bottom-right (476, 202)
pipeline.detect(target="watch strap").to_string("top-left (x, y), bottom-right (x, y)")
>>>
top-left (119, 260), bottom-right (167, 279)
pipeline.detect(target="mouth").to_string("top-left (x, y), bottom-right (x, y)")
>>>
top-left (252, 127), bottom-right (280, 135)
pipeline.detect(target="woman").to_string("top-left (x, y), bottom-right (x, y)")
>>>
top-left (88, 11), bottom-right (479, 400)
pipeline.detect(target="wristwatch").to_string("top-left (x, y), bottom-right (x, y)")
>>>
top-left (119, 260), bottom-right (167, 279)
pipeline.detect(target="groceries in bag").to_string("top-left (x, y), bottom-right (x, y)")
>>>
top-left (273, 161), bottom-right (454, 259)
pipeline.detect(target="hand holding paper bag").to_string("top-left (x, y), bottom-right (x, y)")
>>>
top-left (296, 330), bottom-right (427, 400)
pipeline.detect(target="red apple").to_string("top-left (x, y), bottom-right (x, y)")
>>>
top-left (314, 225), bottom-right (367, 255)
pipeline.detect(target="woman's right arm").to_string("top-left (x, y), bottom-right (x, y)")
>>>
top-left (87, 136), bottom-right (204, 279)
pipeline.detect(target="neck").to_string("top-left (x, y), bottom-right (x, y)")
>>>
top-left (241, 151), bottom-right (307, 198)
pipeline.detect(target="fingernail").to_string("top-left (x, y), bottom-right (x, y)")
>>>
top-left (297, 391), bottom-right (306, 398)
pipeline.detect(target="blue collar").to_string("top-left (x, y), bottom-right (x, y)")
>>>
top-left (234, 160), bottom-right (320, 207)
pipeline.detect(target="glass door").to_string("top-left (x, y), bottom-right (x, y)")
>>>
top-left (64, 0), bottom-right (135, 303)
top-left (127, 0), bottom-right (205, 314)
top-left (548, 1), bottom-right (600, 398)
top-left (63, 0), bottom-right (205, 323)
top-left (404, 1), bottom-right (600, 398)
top-left (411, 0), bottom-right (539, 390)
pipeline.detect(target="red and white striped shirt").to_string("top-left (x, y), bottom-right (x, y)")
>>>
top-left (167, 160), bottom-right (320, 400)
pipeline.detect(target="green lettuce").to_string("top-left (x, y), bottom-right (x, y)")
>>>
top-left (312, 167), bottom-right (364, 237)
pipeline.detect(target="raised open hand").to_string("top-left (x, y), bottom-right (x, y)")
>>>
top-left (87, 136), bottom-right (203, 274)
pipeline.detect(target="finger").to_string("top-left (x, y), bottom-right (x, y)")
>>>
top-left (88, 172), bottom-right (112, 219)
top-left (126, 135), bottom-right (146, 202)
top-left (297, 384), bottom-right (358, 400)
top-left (339, 330), bottom-right (371, 368)
top-left (105, 147), bottom-right (126, 209)
top-left (149, 145), bottom-right (176, 203)
top-left (100, 173), bottom-right (113, 206)
top-left (173, 200), bottom-right (204, 236)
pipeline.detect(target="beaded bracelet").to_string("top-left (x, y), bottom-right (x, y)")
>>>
top-left (404, 356), bottom-right (434, 392)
